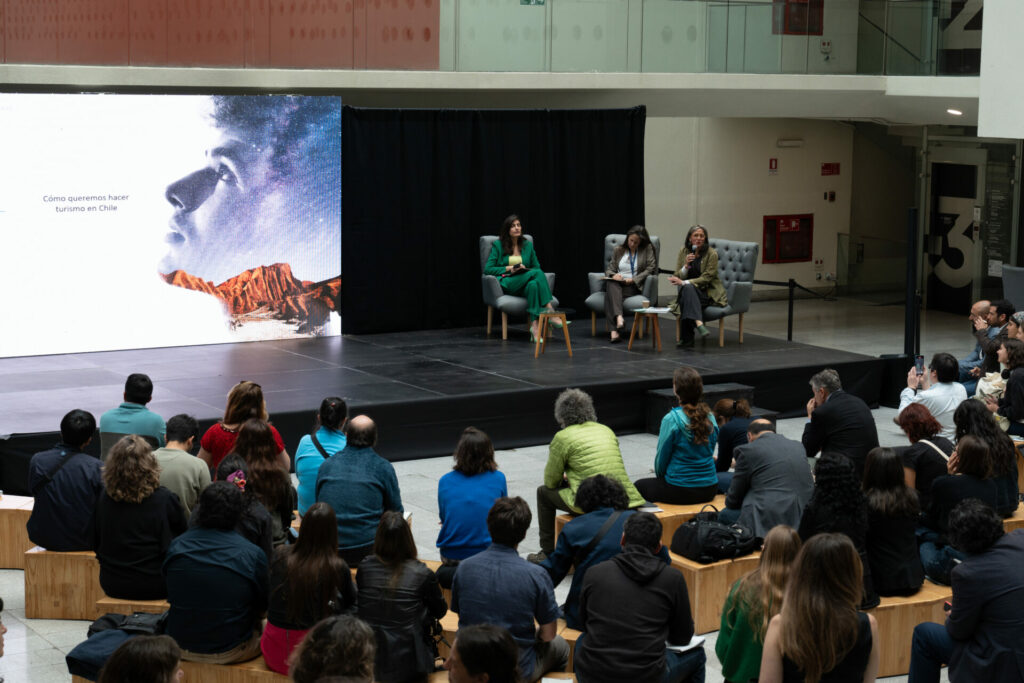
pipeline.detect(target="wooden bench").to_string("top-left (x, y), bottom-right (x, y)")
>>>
top-left (441, 613), bottom-right (582, 672)
top-left (430, 672), bottom-right (575, 681)
top-left (24, 546), bottom-right (104, 620)
top-left (74, 657), bottom-right (288, 683)
top-left (669, 550), bottom-right (762, 634)
top-left (1004, 501), bottom-right (1024, 533)
top-left (0, 494), bottom-right (34, 569)
top-left (865, 580), bottom-right (951, 678)
top-left (554, 495), bottom-right (727, 549)
top-left (95, 596), bottom-right (170, 616)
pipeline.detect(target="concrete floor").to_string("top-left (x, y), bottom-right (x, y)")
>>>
top-left (0, 295), bottom-right (962, 682)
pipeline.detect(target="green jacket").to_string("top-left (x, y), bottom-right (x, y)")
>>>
top-left (675, 246), bottom-right (728, 307)
top-left (485, 238), bottom-right (541, 276)
top-left (716, 580), bottom-right (767, 683)
top-left (544, 422), bottom-right (646, 512)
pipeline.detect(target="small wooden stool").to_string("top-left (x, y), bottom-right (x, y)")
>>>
top-left (628, 310), bottom-right (662, 351)
top-left (535, 311), bottom-right (573, 358)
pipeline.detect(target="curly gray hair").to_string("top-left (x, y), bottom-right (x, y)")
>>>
top-left (554, 388), bottom-right (597, 428)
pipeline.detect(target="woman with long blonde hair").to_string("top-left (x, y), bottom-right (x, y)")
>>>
top-left (95, 435), bottom-right (187, 599)
top-left (634, 366), bottom-right (718, 504)
top-left (716, 526), bottom-right (801, 683)
top-left (759, 533), bottom-right (879, 683)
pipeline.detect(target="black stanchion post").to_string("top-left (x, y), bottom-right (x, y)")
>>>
top-left (905, 208), bottom-right (919, 356)
top-left (788, 278), bottom-right (796, 341)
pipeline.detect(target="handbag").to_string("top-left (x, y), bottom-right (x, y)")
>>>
top-left (670, 505), bottom-right (761, 564)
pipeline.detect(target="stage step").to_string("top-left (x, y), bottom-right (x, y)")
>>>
top-left (646, 384), bottom-right (777, 435)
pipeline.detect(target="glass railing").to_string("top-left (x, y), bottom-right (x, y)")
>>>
top-left (0, 0), bottom-right (982, 75)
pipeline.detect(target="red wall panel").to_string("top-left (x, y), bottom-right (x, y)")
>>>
top-left (364, 0), bottom-right (437, 70)
top-left (130, 0), bottom-right (169, 65)
top-left (268, 0), bottom-right (354, 69)
top-left (165, 0), bottom-right (246, 67)
top-left (5, 0), bottom-right (60, 64)
top-left (58, 0), bottom-right (130, 65)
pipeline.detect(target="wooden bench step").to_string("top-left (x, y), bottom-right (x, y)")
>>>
top-left (1004, 501), bottom-right (1024, 533)
top-left (24, 546), bottom-right (104, 620)
top-left (866, 579), bottom-right (951, 678)
top-left (0, 494), bottom-right (35, 569)
top-left (555, 494), bottom-right (727, 548)
top-left (95, 596), bottom-right (170, 616)
top-left (669, 550), bottom-right (762, 634)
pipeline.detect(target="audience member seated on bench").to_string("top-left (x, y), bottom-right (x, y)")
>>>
top-left (198, 380), bottom-right (290, 473)
top-left (954, 400), bottom-right (1020, 517)
top-left (453, 496), bottom-right (569, 683)
top-left (262, 502), bottom-right (356, 675)
top-left (317, 415), bottom-right (403, 567)
top-left (26, 409), bottom-right (103, 552)
top-left (444, 624), bottom-right (521, 683)
top-left (862, 447), bottom-right (924, 597)
top-left (798, 453), bottom-right (879, 609)
top-left (153, 413), bottom-right (209, 518)
top-left (164, 482), bottom-right (269, 665)
top-left (289, 615), bottom-right (376, 683)
top-left (716, 526), bottom-right (801, 683)
top-left (760, 534), bottom-right (879, 683)
top-left (189, 455), bottom-right (273, 562)
top-left (96, 634), bottom-right (181, 683)
top-left (711, 398), bottom-right (752, 493)
top-left (96, 435), bottom-right (188, 600)
top-left (918, 435), bottom-right (1000, 585)
top-left (909, 500), bottom-right (1024, 683)
top-left (718, 419), bottom-right (813, 535)
top-left (357, 511), bottom-right (447, 683)
top-left (533, 389), bottom-right (645, 562)
top-left (634, 367), bottom-right (719, 506)
top-left (802, 368), bottom-right (879, 479)
top-left (895, 404), bottom-right (954, 511)
top-left (436, 427), bottom-right (508, 584)
top-left (541, 475), bottom-right (668, 631)
top-left (576, 511), bottom-right (706, 683)
top-left (98, 373), bottom-right (166, 461)
top-left (233, 418), bottom-right (296, 548)
top-left (294, 397), bottom-right (348, 516)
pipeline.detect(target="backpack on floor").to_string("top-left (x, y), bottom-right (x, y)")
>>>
top-left (670, 505), bottom-right (762, 564)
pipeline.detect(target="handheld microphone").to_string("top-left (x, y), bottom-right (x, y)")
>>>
top-left (691, 244), bottom-right (697, 254)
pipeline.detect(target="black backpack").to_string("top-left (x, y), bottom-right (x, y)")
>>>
top-left (670, 505), bottom-right (762, 564)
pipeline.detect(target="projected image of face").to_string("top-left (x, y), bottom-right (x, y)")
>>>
top-left (160, 95), bottom-right (341, 285)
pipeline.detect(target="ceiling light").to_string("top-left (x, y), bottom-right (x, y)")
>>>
top-left (947, 108), bottom-right (963, 116)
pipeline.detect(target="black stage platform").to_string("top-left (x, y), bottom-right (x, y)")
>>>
top-left (0, 318), bottom-right (886, 495)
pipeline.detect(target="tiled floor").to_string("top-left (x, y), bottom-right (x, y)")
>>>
top-left (0, 296), bottom-right (963, 682)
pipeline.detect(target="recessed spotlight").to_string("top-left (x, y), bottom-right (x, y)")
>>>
top-left (947, 108), bottom-right (963, 116)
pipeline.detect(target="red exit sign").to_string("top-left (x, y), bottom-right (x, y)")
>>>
top-left (821, 162), bottom-right (840, 176)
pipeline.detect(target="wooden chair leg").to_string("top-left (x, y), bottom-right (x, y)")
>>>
top-left (486, 306), bottom-right (493, 336)
top-left (738, 313), bottom-right (745, 343)
top-left (591, 312), bottom-right (596, 337)
top-left (501, 312), bottom-right (508, 340)
top-left (718, 319), bottom-right (725, 347)
top-left (638, 314), bottom-right (644, 340)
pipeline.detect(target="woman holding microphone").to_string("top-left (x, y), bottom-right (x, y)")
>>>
top-left (667, 225), bottom-right (727, 348)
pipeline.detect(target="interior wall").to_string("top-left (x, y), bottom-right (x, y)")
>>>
top-left (645, 117), bottom-right (854, 297)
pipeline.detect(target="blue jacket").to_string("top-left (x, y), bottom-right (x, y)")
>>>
top-left (655, 407), bottom-right (718, 488)
top-left (26, 444), bottom-right (104, 551)
top-left (294, 427), bottom-right (347, 515)
top-left (316, 445), bottom-right (403, 549)
top-left (436, 469), bottom-right (507, 560)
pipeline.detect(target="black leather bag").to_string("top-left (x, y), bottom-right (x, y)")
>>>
top-left (670, 505), bottom-right (761, 564)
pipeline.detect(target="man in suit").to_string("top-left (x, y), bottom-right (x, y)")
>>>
top-left (909, 499), bottom-right (1024, 682)
top-left (802, 368), bottom-right (879, 478)
top-left (718, 420), bottom-right (814, 536)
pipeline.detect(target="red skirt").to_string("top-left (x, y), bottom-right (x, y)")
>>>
top-left (260, 621), bottom-right (310, 675)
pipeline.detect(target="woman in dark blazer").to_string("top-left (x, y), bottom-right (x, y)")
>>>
top-left (484, 214), bottom-right (558, 342)
top-left (667, 225), bottom-right (728, 348)
top-left (604, 225), bottom-right (657, 343)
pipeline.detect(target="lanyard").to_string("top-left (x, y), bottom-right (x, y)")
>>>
top-left (628, 250), bottom-right (636, 277)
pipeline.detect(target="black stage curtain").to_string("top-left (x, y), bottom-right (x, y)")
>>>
top-left (341, 106), bottom-right (646, 334)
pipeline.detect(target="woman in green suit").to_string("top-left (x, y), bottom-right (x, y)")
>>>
top-left (485, 214), bottom-right (558, 341)
top-left (668, 224), bottom-right (728, 348)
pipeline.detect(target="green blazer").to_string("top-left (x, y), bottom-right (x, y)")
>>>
top-left (485, 238), bottom-right (541, 275)
top-left (675, 246), bottom-right (728, 307)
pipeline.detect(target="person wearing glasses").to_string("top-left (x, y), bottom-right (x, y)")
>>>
top-left (667, 225), bottom-right (727, 349)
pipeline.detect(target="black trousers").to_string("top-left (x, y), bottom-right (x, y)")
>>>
top-left (676, 285), bottom-right (710, 341)
top-left (634, 477), bottom-right (717, 505)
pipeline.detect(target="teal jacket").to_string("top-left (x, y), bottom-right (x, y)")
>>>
top-left (655, 407), bottom-right (718, 488)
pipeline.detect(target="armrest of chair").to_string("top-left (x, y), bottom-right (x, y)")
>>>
top-left (545, 272), bottom-right (556, 293)
top-left (588, 272), bottom-right (606, 295)
top-left (642, 275), bottom-right (658, 302)
top-left (481, 275), bottom-right (503, 307)
top-left (728, 281), bottom-right (753, 314)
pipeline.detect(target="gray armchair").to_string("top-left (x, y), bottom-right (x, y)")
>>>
top-left (480, 235), bottom-right (558, 339)
top-left (584, 234), bottom-right (661, 336)
top-left (1003, 263), bottom-right (1024, 311)
top-left (676, 238), bottom-right (758, 347)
